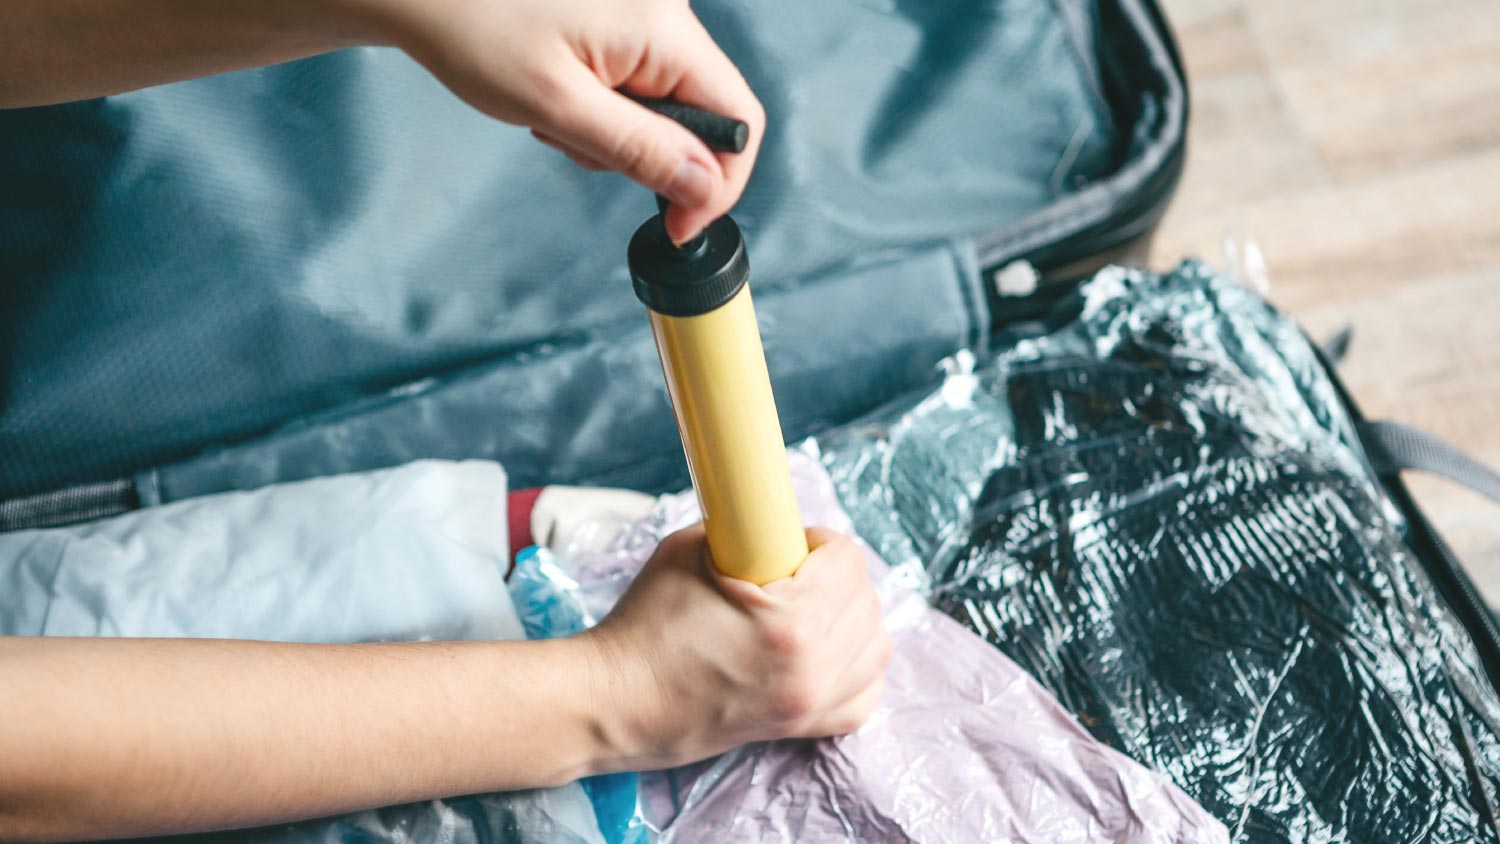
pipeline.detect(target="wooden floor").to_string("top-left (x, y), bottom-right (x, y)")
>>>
top-left (1151, 0), bottom-right (1500, 599)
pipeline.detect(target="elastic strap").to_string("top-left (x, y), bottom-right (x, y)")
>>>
top-left (1320, 325), bottom-right (1354, 367)
top-left (0, 478), bottom-right (139, 532)
top-left (1358, 420), bottom-right (1500, 503)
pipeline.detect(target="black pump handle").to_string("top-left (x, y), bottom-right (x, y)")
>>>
top-left (629, 95), bottom-right (747, 246)
top-left (627, 94), bottom-right (749, 154)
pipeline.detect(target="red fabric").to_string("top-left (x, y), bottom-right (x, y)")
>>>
top-left (506, 487), bottom-right (545, 575)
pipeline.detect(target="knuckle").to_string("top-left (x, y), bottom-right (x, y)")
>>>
top-left (804, 525), bottom-right (840, 547)
top-left (519, 62), bottom-right (572, 117)
top-left (530, 72), bottom-right (569, 109)
top-left (768, 678), bottom-right (819, 724)
top-left (656, 526), bottom-right (707, 564)
top-left (819, 532), bottom-right (852, 552)
top-left (659, 528), bottom-right (694, 554)
top-left (762, 619), bottom-right (806, 659)
top-left (746, 97), bottom-right (767, 131)
top-left (828, 535), bottom-right (863, 566)
top-left (610, 124), bottom-right (675, 185)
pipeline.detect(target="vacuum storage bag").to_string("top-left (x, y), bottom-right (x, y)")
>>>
top-left (511, 450), bottom-right (1228, 843)
top-left (11, 258), bottom-right (1494, 842)
top-left (0, 460), bottom-right (607, 844)
top-left (815, 261), bottom-right (1500, 842)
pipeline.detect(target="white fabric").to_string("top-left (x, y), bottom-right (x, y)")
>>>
top-left (0, 460), bottom-right (518, 642)
top-left (0, 459), bottom-right (604, 844)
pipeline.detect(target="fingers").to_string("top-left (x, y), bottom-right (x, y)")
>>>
top-left (825, 581), bottom-right (886, 672)
top-left (538, 63), bottom-right (726, 232)
top-left (657, 20), bottom-right (765, 244)
top-left (804, 674), bottom-right (887, 738)
top-left (650, 524), bottom-right (710, 575)
top-left (820, 604), bottom-right (891, 704)
top-left (530, 14), bottom-right (764, 244)
top-left (804, 525), bottom-right (847, 552)
top-left (704, 526), bottom-right (875, 637)
top-left (760, 526), bottom-right (889, 739)
top-left (799, 564), bottom-right (890, 737)
top-left (656, 520), bottom-right (888, 745)
top-left (763, 528), bottom-right (869, 612)
top-left (531, 129), bottom-right (609, 171)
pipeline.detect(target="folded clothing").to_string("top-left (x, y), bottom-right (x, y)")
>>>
top-left (0, 459), bottom-right (606, 844)
top-left (511, 450), bottom-right (1228, 843)
top-left (815, 262), bottom-right (1500, 842)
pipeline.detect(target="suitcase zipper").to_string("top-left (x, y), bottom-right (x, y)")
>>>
top-left (976, 0), bottom-right (1190, 282)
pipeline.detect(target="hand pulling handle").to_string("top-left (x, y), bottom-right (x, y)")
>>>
top-left (625, 95), bottom-right (805, 585)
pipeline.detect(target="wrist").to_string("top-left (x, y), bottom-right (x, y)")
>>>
top-left (329, 0), bottom-right (465, 52)
top-left (320, 0), bottom-right (412, 48)
top-left (572, 628), bottom-right (663, 776)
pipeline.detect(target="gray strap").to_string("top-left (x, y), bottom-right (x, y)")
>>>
top-left (1320, 325), bottom-right (1353, 367)
top-left (1359, 420), bottom-right (1500, 503)
top-left (0, 478), bottom-right (139, 532)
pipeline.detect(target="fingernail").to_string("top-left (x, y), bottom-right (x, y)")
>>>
top-left (666, 160), bottom-right (714, 209)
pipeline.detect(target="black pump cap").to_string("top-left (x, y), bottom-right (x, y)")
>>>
top-left (625, 98), bottom-right (750, 316)
top-left (629, 212), bottom-right (749, 317)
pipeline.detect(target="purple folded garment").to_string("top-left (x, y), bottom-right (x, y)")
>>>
top-left (549, 452), bottom-right (1228, 843)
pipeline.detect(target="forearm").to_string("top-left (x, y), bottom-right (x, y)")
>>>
top-left (0, 0), bottom-right (386, 108)
top-left (0, 635), bottom-right (616, 842)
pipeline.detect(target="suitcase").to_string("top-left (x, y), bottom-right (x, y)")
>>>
top-left (6, 0), bottom-right (1500, 839)
top-left (0, 0), bottom-right (1188, 513)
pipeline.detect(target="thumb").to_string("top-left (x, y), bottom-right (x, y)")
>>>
top-left (542, 68), bottom-right (725, 218)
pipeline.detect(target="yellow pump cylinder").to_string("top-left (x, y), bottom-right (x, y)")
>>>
top-left (649, 286), bottom-right (807, 584)
top-left (628, 212), bottom-right (807, 584)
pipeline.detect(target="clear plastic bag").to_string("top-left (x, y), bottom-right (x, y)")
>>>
top-left (816, 260), bottom-right (1500, 842)
top-left (509, 452), bottom-right (1228, 843)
